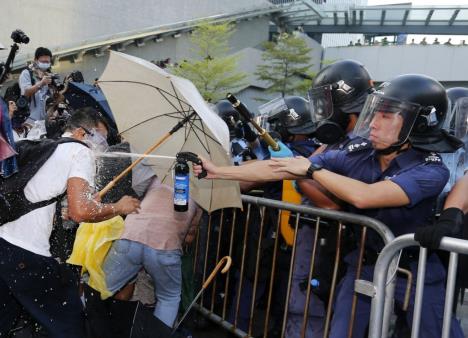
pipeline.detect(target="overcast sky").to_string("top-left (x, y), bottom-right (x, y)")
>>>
top-left (365, 0), bottom-right (468, 43)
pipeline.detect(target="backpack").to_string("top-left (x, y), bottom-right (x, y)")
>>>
top-left (0, 137), bottom-right (87, 225)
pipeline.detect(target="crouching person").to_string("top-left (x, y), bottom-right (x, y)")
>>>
top-left (0, 107), bottom-right (140, 338)
top-left (101, 176), bottom-right (202, 327)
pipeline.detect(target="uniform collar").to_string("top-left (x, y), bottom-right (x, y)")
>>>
top-left (378, 147), bottom-right (426, 170)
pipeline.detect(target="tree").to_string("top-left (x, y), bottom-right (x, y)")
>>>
top-left (171, 21), bottom-right (247, 102)
top-left (256, 32), bottom-right (315, 97)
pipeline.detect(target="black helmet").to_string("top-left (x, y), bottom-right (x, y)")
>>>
top-left (214, 100), bottom-right (240, 122)
top-left (266, 96), bottom-right (314, 140)
top-left (214, 100), bottom-right (242, 140)
top-left (309, 59), bottom-right (374, 144)
top-left (354, 74), bottom-right (463, 153)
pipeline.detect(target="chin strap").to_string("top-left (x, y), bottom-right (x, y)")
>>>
top-left (375, 142), bottom-right (409, 156)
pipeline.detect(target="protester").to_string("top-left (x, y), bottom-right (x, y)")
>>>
top-left (0, 107), bottom-right (140, 337)
top-left (101, 176), bottom-right (202, 327)
top-left (193, 74), bottom-right (464, 338)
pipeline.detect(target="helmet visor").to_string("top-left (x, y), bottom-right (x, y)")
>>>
top-left (308, 85), bottom-right (334, 122)
top-left (259, 97), bottom-right (288, 120)
top-left (453, 97), bottom-right (468, 141)
top-left (354, 93), bottom-right (420, 149)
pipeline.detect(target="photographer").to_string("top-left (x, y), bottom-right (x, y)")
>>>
top-left (19, 47), bottom-right (54, 121)
top-left (8, 100), bottom-right (31, 141)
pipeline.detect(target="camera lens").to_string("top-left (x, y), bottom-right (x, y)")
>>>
top-left (16, 96), bottom-right (29, 110)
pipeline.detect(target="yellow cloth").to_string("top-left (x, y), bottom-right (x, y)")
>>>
top-left (67, 216), bottom-right (125, 299)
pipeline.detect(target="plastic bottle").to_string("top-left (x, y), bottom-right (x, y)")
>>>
top-left (174, 158), bottom-right (189, 212)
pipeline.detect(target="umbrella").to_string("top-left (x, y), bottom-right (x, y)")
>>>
top-left (98, 51), bottom-right (241, 212)
top-left (64, 81), bottom-right (117, 129)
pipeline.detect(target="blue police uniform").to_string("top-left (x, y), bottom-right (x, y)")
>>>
top-left (308, 137), bottom-right (464, 338)
top-left (229, 139), bottom-right (319, 334)
top-left (286, 135), bottom-right (355, 338)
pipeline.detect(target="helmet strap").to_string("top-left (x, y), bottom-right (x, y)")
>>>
top-left (375, 142), bottom-right (409, 156)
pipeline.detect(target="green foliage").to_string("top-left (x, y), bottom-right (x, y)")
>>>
top-left (171, 21), bottom-right (247, 102)
top-left (256, 32), bottom-right (315, 97)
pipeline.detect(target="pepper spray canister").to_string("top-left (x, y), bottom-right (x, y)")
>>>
top-left (174, 157), bottom-right (190, 212)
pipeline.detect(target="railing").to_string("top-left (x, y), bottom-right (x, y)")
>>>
top-left (190, 194), bottom-right (394, 338)
top-left (368, 234), bottom-right (468, 338)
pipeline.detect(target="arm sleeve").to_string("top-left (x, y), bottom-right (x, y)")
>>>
top-left (69, 146), bottom-right (96, 187)
top-left (18, 70), bottom-right (32, 95)
top-left (308, 149), bottom-right (346, 173)
top-left (390, 164), bottom-right (449, 207)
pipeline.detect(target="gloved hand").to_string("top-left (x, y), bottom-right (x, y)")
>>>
top-left (242, 122), bottom-right (258, 142)
top-left (268, 140), bottom-right (293, 158)
top-left (415, 207), bottom-right (465, 250)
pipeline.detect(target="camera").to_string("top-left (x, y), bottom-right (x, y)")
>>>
top-left (10, 29), bottom-right (29, 44)
top-left (69, 70), bottom-right (84, 83)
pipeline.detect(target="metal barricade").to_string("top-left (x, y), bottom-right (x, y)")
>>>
top-left (368, 234), bottom-right (468, 338)
top-left (190, 194), bottom-right (394, 338)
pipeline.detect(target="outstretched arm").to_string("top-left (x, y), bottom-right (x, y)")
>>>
top-left (270, 157), bottom-right (410, 209)
top-left (193, 156), bottom-right (302, 182)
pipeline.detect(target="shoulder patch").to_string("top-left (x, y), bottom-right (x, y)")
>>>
top-left (424, 152), bottom-right (442, 163)
top-left (346, 140), bottom-right (372, 153)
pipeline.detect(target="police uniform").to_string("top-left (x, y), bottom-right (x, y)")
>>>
top-left (286, 134), bottom-right (355, 338)
top-left (308, 138), bottom-right (464, 338)
top-left (229, 139), bottom-right (319, 334)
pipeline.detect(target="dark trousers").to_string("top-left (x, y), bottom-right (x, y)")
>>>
top-left (0, 238), bottom-right (85, 338)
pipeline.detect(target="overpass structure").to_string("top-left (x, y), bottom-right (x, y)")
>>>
top-left (275, 1), bottom-right (468, 35)
top-left (5, 1), bottom-right (468, 73)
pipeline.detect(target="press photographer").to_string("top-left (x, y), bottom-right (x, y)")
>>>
top-left (19, 47), bottom-right (55, 121)
top-left (5, 93), bottom-right (31, 141)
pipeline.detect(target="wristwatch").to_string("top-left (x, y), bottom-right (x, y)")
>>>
top-left (306, 163), bottom-right (323, 178)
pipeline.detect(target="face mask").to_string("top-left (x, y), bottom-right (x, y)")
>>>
top-left (36, 61), bottom-right (51, 71)
top-left (84, 129), bottom-right (109, 153)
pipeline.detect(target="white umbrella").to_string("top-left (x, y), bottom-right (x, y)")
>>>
top-left (98, 51), bottom-right (241, 212)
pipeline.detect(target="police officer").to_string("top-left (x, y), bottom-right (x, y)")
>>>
top-left (436, 87), bottom-right (468, 212)
top-left (193, 74), bottom-right (464, 338)
top-left (214, 99), bottom-right (262, 165)
top-left (307, 59), bottom-right (374, 147)
top-left (284, 60), bottom-right (374, 338)
top-left (225, 96), bottom-right (320, 335)
top-left (264, 95), bottom-right (322, 337)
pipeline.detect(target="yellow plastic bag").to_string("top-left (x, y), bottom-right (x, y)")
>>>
top-left (67, 216), bottom-right (125, 299)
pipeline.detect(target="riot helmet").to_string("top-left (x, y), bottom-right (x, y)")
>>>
top-left (444, 87), bottom-right (468, 134)
top-left (447, 87), bottom-right (468, 111)
top-left (452, 97), bottom-right (468, 150)
top-left (214, 100), bottom-right (242, 140)
top-left (309, 59), bottom-right (373, 144)
top-left (354, 74), bottom-right (463, 153)
top-left (261, 96), bottom-right (314, 141)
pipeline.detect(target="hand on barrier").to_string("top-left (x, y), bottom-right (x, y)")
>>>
top-left (269, 140), bottom-right (293, 158)
top-left (414, 207), bottom-right (465, 250)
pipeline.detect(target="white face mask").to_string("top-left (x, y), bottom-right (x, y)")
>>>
top-left (36, 61), bottom-right (51, 71)
top-left (83, 128), bottom-right (109, 153)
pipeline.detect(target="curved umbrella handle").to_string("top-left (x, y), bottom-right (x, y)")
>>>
top-left (202, 256), bottom-right (232, 290)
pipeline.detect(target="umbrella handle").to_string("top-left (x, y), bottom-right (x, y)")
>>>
top-left (202, 256), bottom-right (232, 290)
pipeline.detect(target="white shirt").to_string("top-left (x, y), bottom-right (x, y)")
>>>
top-left (19, 68), bottom-right (49, 121)
top-left (0, 142), bottom-right (95, 256)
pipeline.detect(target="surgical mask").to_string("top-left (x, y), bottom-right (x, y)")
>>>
top-left (83, 128), bottom-right (109, 153)
top-left (36, 61), bottom-right (51, 71)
